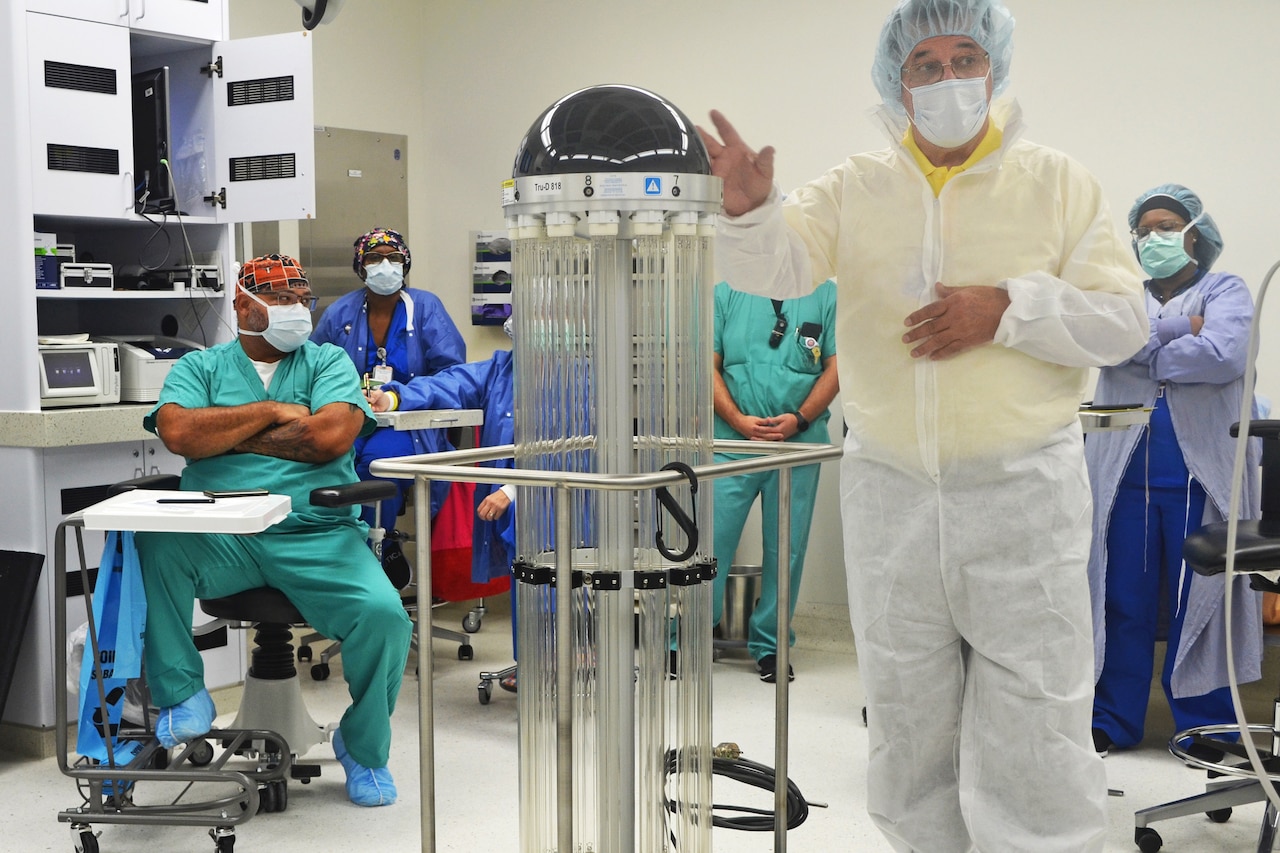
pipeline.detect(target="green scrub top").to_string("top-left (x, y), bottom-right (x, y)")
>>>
top-left (713, 279), bottom-right (837, 445)
top-left (144, 339), bottom-right (377, 531)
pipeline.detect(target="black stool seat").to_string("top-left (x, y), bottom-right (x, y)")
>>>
top-left (1185, 521), bottom-right (1280, 576)
top-left (201, 587), bottom-right (306, 625)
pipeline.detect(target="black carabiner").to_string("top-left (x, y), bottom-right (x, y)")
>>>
top-left (655, 461), bottom-right (699, 563)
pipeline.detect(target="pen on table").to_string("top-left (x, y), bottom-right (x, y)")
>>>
top-left (156, 497), bottom-right (217, 504)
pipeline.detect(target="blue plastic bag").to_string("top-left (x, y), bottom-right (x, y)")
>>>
top-left (76, 530), bottom-right (146, 764)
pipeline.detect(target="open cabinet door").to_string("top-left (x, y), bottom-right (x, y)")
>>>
top-left (209, 30), bottom-right (315, 224)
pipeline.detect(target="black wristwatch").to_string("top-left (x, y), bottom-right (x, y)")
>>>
top-left (792, 411), bottom-right (810, 433)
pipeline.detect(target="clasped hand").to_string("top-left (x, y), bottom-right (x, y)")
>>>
top-left (902, 283), bottom-right (1011, 360)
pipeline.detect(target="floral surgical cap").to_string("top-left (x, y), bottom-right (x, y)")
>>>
top-left (352, 227), bottom-right (412, 276)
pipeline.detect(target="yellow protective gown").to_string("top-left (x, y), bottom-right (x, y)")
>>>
top-left (716, 99), bottom-right (1147, 853)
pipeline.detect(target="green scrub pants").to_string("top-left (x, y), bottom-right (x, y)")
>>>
top-left (713, 454), bottom-right (822, 661)
top-left (135, 524), bottom-right (412, 770)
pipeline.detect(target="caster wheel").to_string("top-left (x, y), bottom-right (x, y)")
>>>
top-left (1135, 826), bottom-right (1162, 853)
top-left (861, 706), bottom-right (868, 726)
top-left (273, 779), bottom-right (288, 813)
top-left (76, 830), bottom-right (100, 853)
top-left (297, 645), bottom-right (312, 662)
top-left (458, 645), bottom-right (474, 661)
top-left (258, 781), bottom-right (278, 814)
top-left (1207, 807), bottom-right (1232, 823)
top-left (311, 662), bottom-right (330, 681)
top-left (188, 738), bottom-right (215, 767)
top-left (463, 613), bottom-right (482, 633)
top-left (215, 835), bottom-right (236, 853)
top-left (479, 683), bottom-right (492, 705)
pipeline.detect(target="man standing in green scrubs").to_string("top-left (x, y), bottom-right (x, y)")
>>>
top-left (134, 254), bottom-right (411, 807)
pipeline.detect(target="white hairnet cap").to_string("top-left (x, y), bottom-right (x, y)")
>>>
top-left (1128, 183), bottom-right (1225, 271)
top-left (872, 0), bottom-right (1016, 115)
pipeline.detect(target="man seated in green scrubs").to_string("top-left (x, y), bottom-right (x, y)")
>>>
top-left (133, 254), bottom-right (411, 807)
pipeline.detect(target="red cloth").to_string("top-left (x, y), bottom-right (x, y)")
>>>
top-left (430, 480), bottom-right (510, 601)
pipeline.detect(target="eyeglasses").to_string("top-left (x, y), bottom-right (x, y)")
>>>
top-left (901, 52), bottom-right (990, 88)
top-left (1131, 219), bottom-right (1188, 240)
top-left (264, 290), bottom-right (318, 311)
top-left (362, 251), bottom-right (406, 267)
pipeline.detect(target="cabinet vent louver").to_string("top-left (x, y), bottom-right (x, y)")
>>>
top-left (47, 144), bottom-right (119, 175)
top-left (229, 153), bottom-right (296, 182)
top-left (226, 75), bottom-right (294, 107)
top-left (44, 61), bottom-right (116, 95)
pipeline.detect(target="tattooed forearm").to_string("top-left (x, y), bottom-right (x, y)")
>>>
top-left (235, 420), bottom-right (329, 462)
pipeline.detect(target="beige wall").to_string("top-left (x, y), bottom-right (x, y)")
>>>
top-left (231, 0), bottom-right (1280, 613)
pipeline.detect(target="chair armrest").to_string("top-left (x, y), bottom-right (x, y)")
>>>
top-left (310, 480), bottom-right (398, 508)
top-left (107, 473), bottom-right (183, 496)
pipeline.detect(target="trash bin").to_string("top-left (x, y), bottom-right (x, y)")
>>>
top-left (720, 564), bottom-right (763, 642)
top-left (0, 550), bottom-right (44, 718)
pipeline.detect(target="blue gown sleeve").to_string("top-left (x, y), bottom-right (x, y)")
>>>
top-left (1148, 275), bottom-right (1253, 385)
top-left (417, 297), bottom-right (467, 374)
top-left (384, 359), bottom-right (493, 412)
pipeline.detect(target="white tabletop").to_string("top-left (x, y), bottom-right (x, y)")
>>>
top-left (374, 408), bottom-right (483, 431)
top-left (80, 489), bottom-right (292, 533)
top-left (1079, 407), bottom-right (1152, 433)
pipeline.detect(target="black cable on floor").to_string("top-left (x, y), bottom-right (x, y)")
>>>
top-left (665, 749), bottom-right (812, 833)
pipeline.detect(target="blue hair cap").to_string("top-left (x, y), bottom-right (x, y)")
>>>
top-left (1129, 183), bottom-right (1224, 271)
top-left (872, 0), bottom-right (1016, 115)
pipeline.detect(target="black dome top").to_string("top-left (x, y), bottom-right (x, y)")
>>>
top-left (512, 85), bottom-right (711, 178)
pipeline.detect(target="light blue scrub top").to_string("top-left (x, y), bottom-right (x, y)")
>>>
top-left (144, 339), bottom-right (377, 532)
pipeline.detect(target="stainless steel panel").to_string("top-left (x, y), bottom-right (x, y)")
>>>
top-left (299, 127), bottom-right (409, 314)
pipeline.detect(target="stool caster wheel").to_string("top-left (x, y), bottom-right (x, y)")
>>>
top-left (210, 827), bottom-right (236, 852)
top-left (188, 738), bottom-right (214, 766)
top-left (1135, 826), bottom-right (1162, 852)
top-left (73, 827), bottom-right (99, 853)
top-left (861, 706), bottom-right (867, 726)
top-left (463, 612), bottom-right (482, 633)
top-left (297, 645), bottom-right (312, 662)
top-left (478, 682), bottom-right (491, 705)
top-left (458, 645), bottom-right (474, 661)
top-left (1207, 807), bottom-right (1232, 823)
top-left (311, 662), bottom-right (330, 681)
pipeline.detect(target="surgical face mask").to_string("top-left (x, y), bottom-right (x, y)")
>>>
top-left (1136, 217), bottom-right (1200, 279)
top-left (364, 260), bottom-right (405, 296)
top-left (241, 291), bottom-right (313, 352)
top-left (906, 72), bottom-right (991, 149)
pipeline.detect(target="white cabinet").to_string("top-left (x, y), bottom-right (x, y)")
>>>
top-left (27, 14), bottom-right (135, 219)
top-left (25, 0), bottom-right (128, 27)
top-left (129, 0), bottom-right (227, 42)
top-left (28, 11), bottom-right (315, 223)
top-left (0, 3), bottom-right (312, 736)
top-left (26, 0), bottom-right (227, 41)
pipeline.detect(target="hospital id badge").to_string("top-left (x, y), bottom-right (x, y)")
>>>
top-left (371, 364), bottom-right (393, 385)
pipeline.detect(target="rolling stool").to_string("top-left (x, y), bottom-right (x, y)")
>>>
top-left (1134, 420), bottom-right (1280, 853)
top-left (198, 480), bottom-right (401, 786)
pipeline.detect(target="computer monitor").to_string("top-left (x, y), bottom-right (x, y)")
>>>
top-left (131, 66), bottom-right (174, 214)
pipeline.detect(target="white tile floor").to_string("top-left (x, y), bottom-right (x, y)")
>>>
top-left (3, 598), bottom-right (1276, 853)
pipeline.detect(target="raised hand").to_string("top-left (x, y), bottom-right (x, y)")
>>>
top-left (697, 110), bottom-right (775, 217)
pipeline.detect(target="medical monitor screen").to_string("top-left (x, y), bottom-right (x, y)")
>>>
top-left (132, 66), bottom-right (174, 213)
top-left (42, 351), bottom-right (96, 390)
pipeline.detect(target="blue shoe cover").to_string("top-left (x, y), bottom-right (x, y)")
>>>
top-left (333, 728), bottom-right (397, 806)
top-left (155, 688), bottom-right (215, 749)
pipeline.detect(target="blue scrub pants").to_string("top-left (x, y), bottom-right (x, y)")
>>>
top-left (712, 454), bottom-right (822, 662)
top-left (1093, 479), bottom-right (1234, 749)
top-left (354, 427), bottom-right (418, 529)
top-left (135, 524), bottom-right (412, 770)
